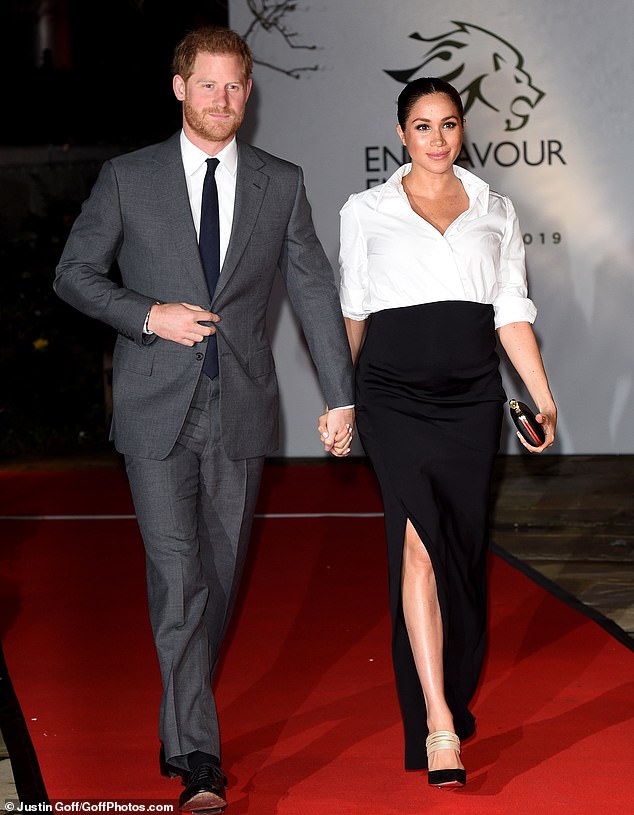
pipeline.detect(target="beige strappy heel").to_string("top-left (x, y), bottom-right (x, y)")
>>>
top-left (425, 730), bottom-right (466, 788)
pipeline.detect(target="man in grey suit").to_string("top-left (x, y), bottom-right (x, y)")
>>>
top-left (54, 26), bottom-right (354, 812)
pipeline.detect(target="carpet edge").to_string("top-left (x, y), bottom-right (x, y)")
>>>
top-left (491, 544), bottom-right (634, 652)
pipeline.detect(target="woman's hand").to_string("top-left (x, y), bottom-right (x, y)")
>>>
top-left (318, 407), bottom-right (355, 457)
top-left (518, 402), bottom-right (557, 453)
top-left (497, 322), bottom-right (557, 454)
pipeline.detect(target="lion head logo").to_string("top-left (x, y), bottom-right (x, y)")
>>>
top-left (385, 21), bottom-right (544, 132)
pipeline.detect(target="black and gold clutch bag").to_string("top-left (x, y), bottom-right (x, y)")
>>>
top-left (508, 399), bottom-right (545, 447)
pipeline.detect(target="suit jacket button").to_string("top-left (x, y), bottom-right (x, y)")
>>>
top-left (195, 352), bottom-right (204, 361)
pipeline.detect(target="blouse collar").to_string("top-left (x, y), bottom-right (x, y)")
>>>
top-left (376, 162), bottom-right (491, 213)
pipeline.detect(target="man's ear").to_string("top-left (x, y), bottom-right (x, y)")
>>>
top-left (173, 74), bottom-right (186, 102)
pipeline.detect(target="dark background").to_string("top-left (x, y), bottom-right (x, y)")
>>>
top-left (0, 1), bottom-right (228, 460)
top-left (1, 0), bottom-right (229, 146)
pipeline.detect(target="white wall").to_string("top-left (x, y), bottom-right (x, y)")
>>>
top-left (230, 0), bottom-right (634, 455)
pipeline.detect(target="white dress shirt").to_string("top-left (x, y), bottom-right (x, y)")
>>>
top-left (180, 130), bottom-right (238, 268)
top-left (339, 164), bottom-right (536, 329)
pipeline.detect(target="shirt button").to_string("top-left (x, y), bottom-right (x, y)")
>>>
top-left (195, 352), bottom-right (204, 361)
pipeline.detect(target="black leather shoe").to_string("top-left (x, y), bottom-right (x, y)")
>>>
top-left (160, 744), bottom-right (188, 780)
top-left (179, 763), bottom-right (227, 812)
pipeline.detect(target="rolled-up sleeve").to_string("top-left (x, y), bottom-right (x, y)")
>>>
top-left (339, 196), bottom-right (370, 320)
top-left (493, 196), bottom-right (537, 328)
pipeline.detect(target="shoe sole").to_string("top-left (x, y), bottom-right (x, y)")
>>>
top-left (429, 781), bottom-right (465, 790)
top-left (431, 780), bottom-right (465, 788)
top-left (180, 791), bottom-right (227, 813)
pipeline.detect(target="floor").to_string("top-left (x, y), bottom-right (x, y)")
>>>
top-left (1, 452), bottom-right (632, 802)
top-left (490, 454), bottom-right (634, 637)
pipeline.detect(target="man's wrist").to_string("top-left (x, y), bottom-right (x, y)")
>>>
top-left (328, 404), bottom-right (355, 411)
top-left (143, 302), bottom-right (162, 335)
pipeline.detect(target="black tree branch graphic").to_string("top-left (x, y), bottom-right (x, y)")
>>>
top-left (242, 1), bottom-right (320, 78)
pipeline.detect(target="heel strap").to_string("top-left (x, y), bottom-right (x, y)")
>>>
top-left (426, 730), bottom-right (461, 756)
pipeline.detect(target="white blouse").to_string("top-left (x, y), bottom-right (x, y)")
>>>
top-left (339, 164), bottom-right (536, 329)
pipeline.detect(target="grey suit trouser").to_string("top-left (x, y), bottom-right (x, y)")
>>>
top-left (124, 374), bottom-right (265, 771)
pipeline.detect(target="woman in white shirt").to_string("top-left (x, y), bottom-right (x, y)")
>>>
top-left (337, 78), bottom-right (556, 788)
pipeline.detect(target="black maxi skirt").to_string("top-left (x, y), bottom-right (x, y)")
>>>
top-left (355, 301), bottom-right (506, 770)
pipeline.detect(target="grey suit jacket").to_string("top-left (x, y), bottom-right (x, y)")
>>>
top-left (54, 134), bottom-right (354, 460)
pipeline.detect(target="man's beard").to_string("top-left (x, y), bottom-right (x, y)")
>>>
top-left (183, 101), bottom-right (243, 143)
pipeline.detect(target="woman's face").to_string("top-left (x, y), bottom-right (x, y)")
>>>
top-left (397, 92), bottom-right (464, 175)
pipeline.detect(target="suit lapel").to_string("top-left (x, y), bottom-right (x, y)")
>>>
top-left (151, 134), bottom-right (209, 302)
top-left (213, 141), bottom-right (269, 301)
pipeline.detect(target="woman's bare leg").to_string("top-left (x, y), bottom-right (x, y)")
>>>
top-left (401, 519), bottom-right (464, 772)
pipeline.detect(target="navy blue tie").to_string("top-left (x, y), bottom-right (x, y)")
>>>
top-left (200, 157), bottom-right (220, 379)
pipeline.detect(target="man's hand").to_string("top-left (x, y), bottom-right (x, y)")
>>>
top-left (148, 302), bottom-right (220, 346)
top-left (318, 407), bottom-right (355, 457)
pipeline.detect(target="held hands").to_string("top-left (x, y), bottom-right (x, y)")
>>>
top-left (148, 302), bottom-right (220, 346)
top-left (318, 407), bottom-right (355, 457)
top-left (518, 404), bottom-right (557, 453)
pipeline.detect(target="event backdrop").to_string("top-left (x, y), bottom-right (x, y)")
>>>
top-left (229, 0), bottom-right (634, 455)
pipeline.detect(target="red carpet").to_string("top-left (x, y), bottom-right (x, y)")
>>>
top-left (1, 463), bottom-right (633, 814)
